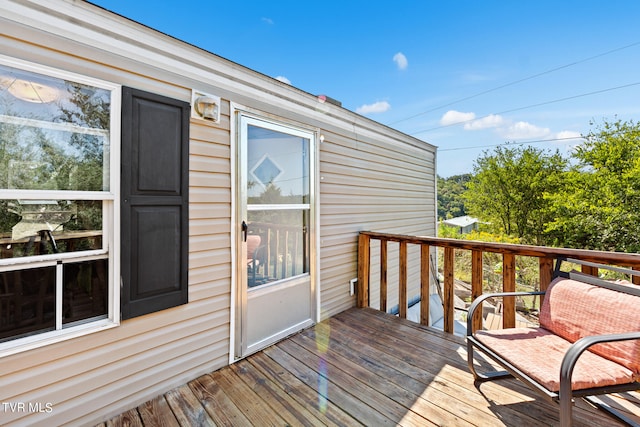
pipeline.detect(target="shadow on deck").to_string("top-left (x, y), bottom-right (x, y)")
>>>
top-left (100, 308), bottom-right (639, 426)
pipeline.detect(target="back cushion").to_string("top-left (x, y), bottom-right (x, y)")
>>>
top-left (539, 276), bottom-right (640, 373)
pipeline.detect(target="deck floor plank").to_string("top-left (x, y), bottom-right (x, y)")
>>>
top-left (277, 336), bottom-right (442, 427)
top-left (291, 325), bottom-right (479, 426)
top-left (329, 310), bottom-right (555, 426)
top-left (209, 365), bottom-right (289, 426)
top-left (189, 373), bottom-right (253, 426)
top-left (264, 343), bottom-right (396, 426)
top-left (297, 316), bottom-right (548, 427)
top-left (230, 358), bottom-right (327, 426)
top-left (102, 307), bottom-right (637, 427)
top-left (164, 384), bottom-right (215, 426)
top-left (105, 408), bottom-right (143, 427)
top-left (137, 395), bottom-right (180, 427)
top-left (247, 351), bottom-right (363, 426)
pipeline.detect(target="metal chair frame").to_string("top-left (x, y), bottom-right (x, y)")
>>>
top-left (466, 258), bottom-right (640, 426)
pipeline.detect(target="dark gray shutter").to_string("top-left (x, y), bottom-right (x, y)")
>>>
top-left (121, 87), bottom-right (189, 320)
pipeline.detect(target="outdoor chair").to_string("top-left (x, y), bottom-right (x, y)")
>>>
top-left (466, 258), bottom-right (640, 426)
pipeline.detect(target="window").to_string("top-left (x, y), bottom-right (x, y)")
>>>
top-left (0, 57), bottom-right (120, 352)
top-left (244, 121), bottom-right (311, 287)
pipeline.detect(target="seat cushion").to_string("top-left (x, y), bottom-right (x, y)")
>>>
top-left (539, 277), bottom-right (640, 374)
top-left (475, 327), bottom-right (637, 392)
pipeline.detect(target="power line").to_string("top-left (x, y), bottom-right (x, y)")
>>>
top-left (389, 41), bottom-right (640, 126)
top-left (439, 136), bottom-right (585, 152)
top-left (411, 81), bottom-right (640, 136)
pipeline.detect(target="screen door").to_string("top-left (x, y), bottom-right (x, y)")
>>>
top-left (236, 114), bottom-right (316, 357)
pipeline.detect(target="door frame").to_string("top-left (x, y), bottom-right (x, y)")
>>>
top-left (229, 104), bottom-right (320, 362)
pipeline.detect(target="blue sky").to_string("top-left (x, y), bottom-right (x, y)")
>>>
top-left (92, 0), bottom-right (640, 177)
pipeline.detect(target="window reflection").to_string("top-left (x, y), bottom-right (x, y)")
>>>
top-left (0, 266), bottom-right (56, 342)
top-left (247, 209), bottom-right (309, 288)
top-left (0, 200), bottom-right (103, 259)
top-left (63, 259), bottom-right (108, 325)
top-left (247, 125), bottom-right (309, 204)
top-left (1, 64), bottom-right (110, 193)
top-left (0, 64), bottom-right (110, 128)
top-left (1, 126), bottom-right (109, 192)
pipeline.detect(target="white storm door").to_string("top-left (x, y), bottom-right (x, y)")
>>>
top-left (237, 115), bottom-right (316, 357)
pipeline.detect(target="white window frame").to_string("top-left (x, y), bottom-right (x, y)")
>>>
top-left (0, 55), bottom-right (121, 357)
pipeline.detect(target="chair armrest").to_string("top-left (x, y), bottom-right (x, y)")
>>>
top-left (560, 331), bottom-right (640, 391)
top-left (467, 291), bottom-right (545, 336)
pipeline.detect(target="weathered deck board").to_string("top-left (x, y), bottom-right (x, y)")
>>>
top-left (247, 351), bottom-right (362, 426)
top-left (188, 373), bottom-right (252, 426)
top-left (105, 408), bottom-right (144, 427)
top-left (230, 359), bottom-right (326, 426)
top-left (308, 314), bottom-right (546, 426)
top-left (164, 384), bottom-right (215, 426)
top-left (101, 307), bottom-right (638, 427)
top-left (137, 396), bottom-right (179, 427)
top-left (209, 366), bottom-right (288, 426)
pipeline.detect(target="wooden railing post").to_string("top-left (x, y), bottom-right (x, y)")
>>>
top-left (398, 241), bottom-right (408, 319)
top-left (502, 253), bottom-right (516, 328)
top-left (443, 247), bottom-right (454, 334)
top-left (420, 244), bottom-right (430, 326)
top-left (357, 233), bottom-right (370, 308)
top-left (633, 267), bottom-right (640, 286)
top-left (471, 250), bottom-right (483, 332)
top-left (380, 239), bottom-right (388, 312)
top-left (539, 257), bottom-right (554, 307)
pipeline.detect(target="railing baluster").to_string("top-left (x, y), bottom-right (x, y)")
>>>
top-left (398, 241), bottom-right (407, 319)
top-left (357, 233), bottom-right (370, 308)
top-left (503, 253), bottom-right (516, 328)
top-left (420, 244), bottom-right (430, 326)
top-left (471, 250), bottom-right (483, 332)
top-left (275, 229), bottom-right (281, 278)
top-left (265, 228), bottom-right (271, 277)
top-left (380, 239), bottom-right (388, 312)
top-left (284, 230), bottom-right (289, 277)
top-left (443, 247), bottom-right (454, 334)
top-left (355, 231), bottom-right (640, 335)
top-left (582, 264), bottom-right (598, 277)
top-left (539, 257), bottom-right (554, 307)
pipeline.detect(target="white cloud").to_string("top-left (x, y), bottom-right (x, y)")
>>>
top-left (463, 114), bottom-right (505, 130)
top-left (275, 76), bottom-right (291, 85)
top-left (439, 110), bottom-right (567, 142)
top-left (499, 121), bottom-right (550, 140)
top-left (556, 130), bottom-right (582, 140)
top-left (356, 101), bottom-right (391, 114)
top-left (440, 110), bottom-right (475, 126)
top-left (393, 52), bottom-right (408, 70)
top-left (262, 17), bottom-right (274, 25)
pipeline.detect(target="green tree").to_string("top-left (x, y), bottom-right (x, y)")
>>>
top-left (437, 174), bottom-right (471, 220)
top-left (464, 145), bottom-right (567, 245)
top-left (546, 119), bottom-right (640, 252)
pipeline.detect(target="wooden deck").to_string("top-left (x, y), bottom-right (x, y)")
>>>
top-left (100, 308), bottom-right (639, 426)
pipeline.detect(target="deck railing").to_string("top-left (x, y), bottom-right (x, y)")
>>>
top-left (357, 231), bottom-right (640, 334)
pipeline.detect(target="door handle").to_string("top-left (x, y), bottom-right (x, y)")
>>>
top-left (241, 220), bottom-right (248, 242)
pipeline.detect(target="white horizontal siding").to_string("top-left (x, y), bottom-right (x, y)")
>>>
top-left (319, 129), bottom-right (436, 319)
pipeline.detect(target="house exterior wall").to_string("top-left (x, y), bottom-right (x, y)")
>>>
top-left (319, 129), bottom-right (436, 317)
top-left (0, 1), bottom-right (436, 425)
